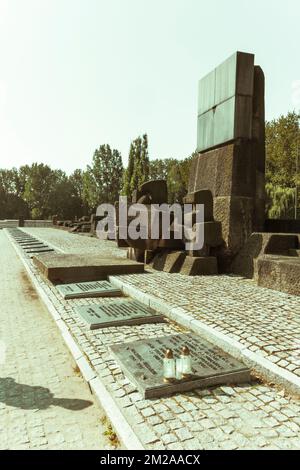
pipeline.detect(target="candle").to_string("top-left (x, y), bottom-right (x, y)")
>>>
top-left (180, 346), bottom-right (192, 378)
top-left (163, 349), bottom-right (176, 382)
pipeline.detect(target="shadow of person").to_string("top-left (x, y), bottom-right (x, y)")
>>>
top-left (0, 377), bottom-right (93, 411)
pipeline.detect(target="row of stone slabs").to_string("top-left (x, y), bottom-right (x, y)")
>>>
top-left (56, 281), bottom-right (165, 327)
top-left (9, 229), bottom-right (54, 256)
top-left (54, 279), bottom-right (250, 398)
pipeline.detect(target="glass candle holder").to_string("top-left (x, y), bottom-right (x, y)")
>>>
top-left (175, 357), bottom-right (183, 380)
top-left (163, 349), bottom-right (176, 382)
top-left (180, 346), bottom-right (192, 378)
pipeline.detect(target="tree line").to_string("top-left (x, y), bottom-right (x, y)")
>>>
top-left (0, 134), bottom-right (193, 220)
top-left (0, 111), bottom-right (299, 220)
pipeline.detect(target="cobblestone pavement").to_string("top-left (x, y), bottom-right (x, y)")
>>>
top-left (7, 227), bottom-right (300, 450)
top-left (0, 231), bottom-right (114, 450)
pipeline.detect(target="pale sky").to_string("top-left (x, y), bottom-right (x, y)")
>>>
top-left (0, 0), bottom-right (299, 174)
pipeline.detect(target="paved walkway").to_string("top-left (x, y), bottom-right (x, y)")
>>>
top-left (0, 231), bottom-right (110, 450)
top-left (8, 227), bottom-right (300, 450)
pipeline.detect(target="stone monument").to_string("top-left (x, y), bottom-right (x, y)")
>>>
top-left (190, 51), bottom-right (266, 270)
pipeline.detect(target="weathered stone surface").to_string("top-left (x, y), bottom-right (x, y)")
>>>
top-left (135, 180), bottom-right (168, 204)
top-left (184, 221), bottom-right (223, 248)
top-left (213, 196), bottom-right (254, 270)
top-left (75, 299), bottom-right (165, 329)
top-left (110, 333), bottom-right (250, 399)
top-left (189, 143), bottom-right (256, 199)
top-left (231, 233), bottom-right (300, 279)
top-left (183, 190), bottom-right (214, 222)
top-left (33, 253), bottom-right (144, 283)
top-left (151, 251), bottom-right (186, 273)
top-left (289, 249), bottom-right (300, 257)
top-left (257, 255), bottom-right (300, 296)
top-left (180, 256), bottom-right (218, 276)
top-left (56, 280), bottom-right (123, 299)
top-left (264, 235), bottom-right (298, 255)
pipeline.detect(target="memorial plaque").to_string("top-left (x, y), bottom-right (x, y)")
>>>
top-left (56, 280), bottom-right (123, 299)
top-left (110, 334), bottom-right (250, 398)
top-left (15, 237), bottom-right (33, 241)
top-left (21, 243), bottom-right (45, 248)
top-left (25, 247), bottom-right (54, 254)
top-left (75, 299), bottom-right (165, 329)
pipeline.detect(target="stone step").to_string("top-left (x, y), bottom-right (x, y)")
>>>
top-left (257, 255), bottom-right (300, 296)
top-left (182, 221), bottom-right (223, 248)
top-left (180, 256), bottom-right (218, 276)
top-left (288, 248), bottom-right (300, 257)
top-left (33, 253), bottom-right (144, 283)
top-left (151, 251), bottom-right (185, 273)
top-left (264, 234), bottom-right (299, 255)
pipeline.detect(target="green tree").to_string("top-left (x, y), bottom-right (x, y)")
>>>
top-left (167, 155), bottom-right (193, 203)
top-left (0, 168), bottom-right (30, 218)
top-left (266, 111), bottom-right (300, 187)
top-left (266, 111), bottom-right (300, 218)
top-left (83, 144), bottom-right (123, 210)
top-left (149, 158), bottom-right (178, 181)
top-left (123, 134), bottom-right (150, 196)
top-left (266, 183), bottom-right (296, 219)
top-left (22, 163), bottom-right (58, 219)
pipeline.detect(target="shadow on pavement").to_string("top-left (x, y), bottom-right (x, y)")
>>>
top-left (0, 377), bottom-right (93, 411)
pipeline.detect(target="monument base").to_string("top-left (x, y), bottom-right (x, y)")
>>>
top-left (33, 253), bottom-right (144, 283)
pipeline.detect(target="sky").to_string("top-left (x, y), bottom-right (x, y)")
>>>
top-left (0, 0), bottom-right (299, 174)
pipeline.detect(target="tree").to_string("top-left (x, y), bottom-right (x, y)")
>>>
top-left (22, 164), bottom-right (60, 219)
top-left (266, 183), bottom-right (296, 219)
top-left (0, 168), bottom-right (30, 218)
top-left (149, 158), bottom-right (178, 181)
top-left (266, 111), bottom-right (300, 218)
top-left (266, 111), bottom-right (300, 187)
top-left (167, 155), bottom-right (194, 203)
top-left (122, 134), bottom-right (150, 196)
top-left (83, 144), bottom-right (123, 210)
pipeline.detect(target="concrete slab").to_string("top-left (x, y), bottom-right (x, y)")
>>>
top-left (33, 252), bottom-right (144, 283)
top-left (75, 299), bottom-right (165, 329)
top-left (56, 280), bottom-right (123, 299)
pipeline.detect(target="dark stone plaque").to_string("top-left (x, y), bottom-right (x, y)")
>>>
top-left (25, 247), bottom-right (54, 254)
top-left (15, 237), bottom-right (33, 241)
top-left (21, 243), bottom-right (45, 249)
top-left (110, 334), bottom-right (250, 398)
top-left (56, 280), bottom-right (123, 299)
top-left (75, 299), bottom-right (165, 329)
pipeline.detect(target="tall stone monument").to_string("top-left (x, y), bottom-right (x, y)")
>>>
top-left (189, 51), bottom-right (265, 270)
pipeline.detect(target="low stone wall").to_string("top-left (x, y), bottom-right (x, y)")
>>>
top-left (0, 220), bottom-right (19, 229)
top-left (23, 220), bottom-right (53, 228)
top-left (0, 219), bottom-right (54, 229)
top-left (265, 219), bottom-right (300, 234)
